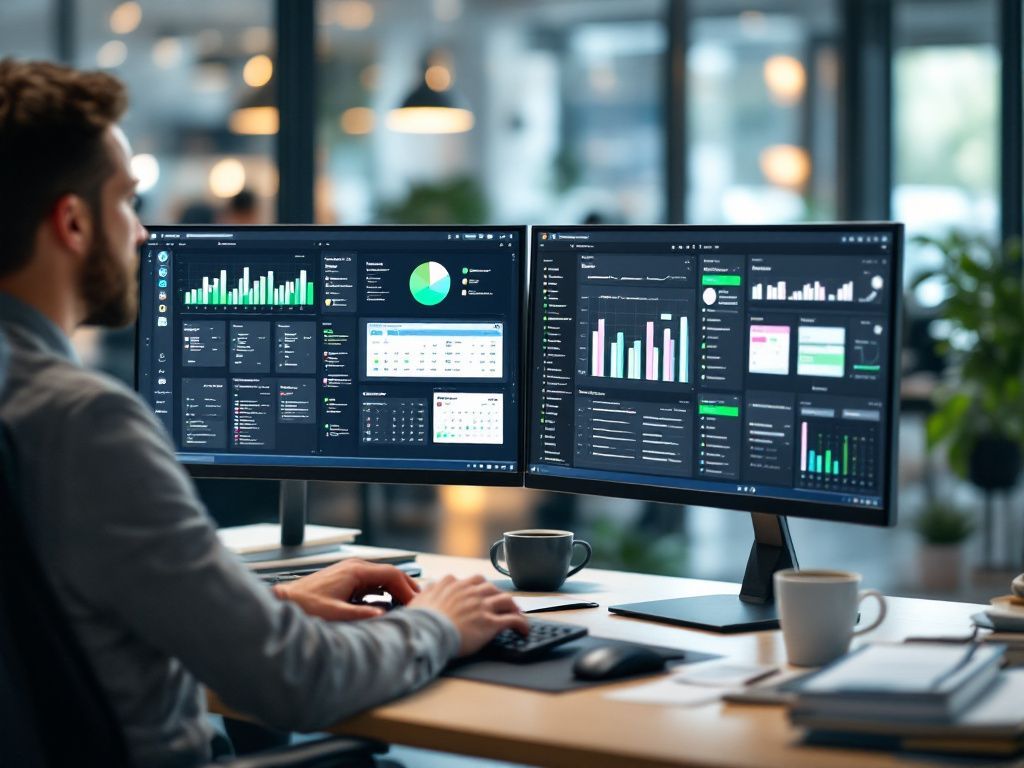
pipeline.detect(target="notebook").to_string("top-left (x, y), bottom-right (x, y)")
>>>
top-left (790, 642), bottom-right (1005, 722)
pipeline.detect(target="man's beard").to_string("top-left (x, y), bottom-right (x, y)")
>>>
top-left (80, 228), bottom-right (137, 328)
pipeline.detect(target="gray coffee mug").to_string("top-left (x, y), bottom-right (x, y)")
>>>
top-left (489, 529), bottom-right (592, 592)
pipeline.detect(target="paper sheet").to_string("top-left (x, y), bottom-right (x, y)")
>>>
top-left (673, 660), bottom-right (778, 688)
top-left (606, 677), bottom-right (736, 707)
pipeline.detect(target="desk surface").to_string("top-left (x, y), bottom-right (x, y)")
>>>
top-left (225, 554), bottom-right (991, 768)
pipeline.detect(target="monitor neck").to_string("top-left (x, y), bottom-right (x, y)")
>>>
top-left (738, 513), bottom-right (798, 605)
top-left (279, 479), bottom-right (308, 547)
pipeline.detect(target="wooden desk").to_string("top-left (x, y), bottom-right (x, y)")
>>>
top-left (225, 554), bottom-right (991, 768)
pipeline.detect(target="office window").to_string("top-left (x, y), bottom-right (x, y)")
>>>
top-left (72, 0), bottom-right (278, 226)
top-left (686, 2), bottom-right (840, 224)
top-left (892, 0), bottom-right (998, 301)
top-left (315, 0), bottom-right (666, 226)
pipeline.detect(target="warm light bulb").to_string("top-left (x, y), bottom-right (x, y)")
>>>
top-left (229, 106), bottom-right (279, 135)
top-left (109, 1), bottom-right (142, 35)
top-left (243, 54), bottom-right (273, 88)
top-left (424, 64), bottom-right (452, 92)
top-left (763, 55), bottom-right (806, 106)
top-left (208, 158), bottom-right (247, 199)
top-left (340, 107), bottom-right (375, 134)
top-left (759, 144), bottom-right (811, 189)
top-left (386, 107), bottom-right (474, 134)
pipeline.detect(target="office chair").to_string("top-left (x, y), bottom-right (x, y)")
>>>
top-left (0, 338), bottom-right (396, 768)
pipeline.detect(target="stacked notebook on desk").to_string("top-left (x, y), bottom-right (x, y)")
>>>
top-left (789, 643), bottom-right (1024, 757)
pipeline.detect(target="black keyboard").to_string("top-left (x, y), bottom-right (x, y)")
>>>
top-left (484, 619), bottom-right (587, 662)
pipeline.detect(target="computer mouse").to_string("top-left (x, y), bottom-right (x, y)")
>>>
top-left (572, 644), bottom-right (668, 681)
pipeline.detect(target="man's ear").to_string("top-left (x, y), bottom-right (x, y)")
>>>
top-left (49, 193), bottom-right (94, 261)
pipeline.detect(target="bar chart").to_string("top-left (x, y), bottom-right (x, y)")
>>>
top-left (181, 265), bottom-right (314, 307)
top-left (576, 289), bottom-right (694, 387)
top-left (751, 279), bottom-right (854, 302)
top-left (747, 254), bottom-right (886, 305)
top-left (797, 419), bottom-right (877, 492)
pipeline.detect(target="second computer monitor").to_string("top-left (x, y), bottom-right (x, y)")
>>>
top-left (136, 226), bottom-right (525, 486)
top-left (526, 224), bottom-right (902, 526)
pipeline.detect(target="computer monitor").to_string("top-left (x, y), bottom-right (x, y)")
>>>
top-left (136, 225), bottom-right (525, 554)
top-left (526, 224), bottom-right (903, 632)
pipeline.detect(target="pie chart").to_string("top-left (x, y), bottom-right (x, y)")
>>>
top-left (410, 261), bottom-right (451, 306)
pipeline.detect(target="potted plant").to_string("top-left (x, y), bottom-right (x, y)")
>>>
top-left (913, 233), bottom-right (1024, 478)
top-left (912, 232), bottom-right (1024, 565)
top-left (914, 503), bottom-right (974, 592)
top-left (913, 232), bottom-right (1024, 481)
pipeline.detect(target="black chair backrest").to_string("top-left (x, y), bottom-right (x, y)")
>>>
top-left (0, 342), bottom-right (134, 767)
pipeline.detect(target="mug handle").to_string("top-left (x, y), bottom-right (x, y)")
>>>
top-left (852, 589), bottom-right (887, 636)
top-left (566, 540), bottom-right (593, 578)
top-left (489, 540), bottom-right (511, 577)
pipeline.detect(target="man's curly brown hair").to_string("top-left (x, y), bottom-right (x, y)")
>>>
top-left (0, 59), bottom-right (127, 277)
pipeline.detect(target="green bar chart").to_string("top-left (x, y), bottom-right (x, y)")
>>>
top-left (798, 418), bottom-right (878, 492)
top-left (182, 266), bottom-right (314, 307)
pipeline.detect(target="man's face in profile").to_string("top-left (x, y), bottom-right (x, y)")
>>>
top-left (80, 125), bottom-right (148, 328)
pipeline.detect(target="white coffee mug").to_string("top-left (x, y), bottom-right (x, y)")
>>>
top-left (774, 569), bottom-right (887, 667)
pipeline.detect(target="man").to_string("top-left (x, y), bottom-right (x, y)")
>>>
top-left (0, 59), bottom-right (528, 768)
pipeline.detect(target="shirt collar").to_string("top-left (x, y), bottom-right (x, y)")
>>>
top-left (0, 292), bottom-right (79, 363)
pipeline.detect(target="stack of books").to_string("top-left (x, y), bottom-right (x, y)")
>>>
top-left (789, 642), bottom-right (1024, 757)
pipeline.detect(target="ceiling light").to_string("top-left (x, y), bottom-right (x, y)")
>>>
top-left (340, 107), bottom-right (375, 134)
top-left (763, 55), bottom-right (806, 106)
top-left (425, 64), bottom-right (452, 92)
top-left (389, 53), bottom-right (474, 134)
top-left (760, 144), bottom-right (811, 189)
top-left (243, 54), bottom-right (273, 88)
top-left (229, 105), bottom-right (278, 135)
top-left (109, 1), bottom-right (142, 35)
top-left (230, 76), bottom-right (278, 135)
top-left (209, 158), bottom-right (247, 199)
top-left (96, 40), bottom-right (127, 69)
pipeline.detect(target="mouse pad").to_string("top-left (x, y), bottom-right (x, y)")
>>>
top-left (443, 636), bottom-right (720, 693)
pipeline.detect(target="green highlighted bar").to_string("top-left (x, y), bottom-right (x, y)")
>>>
top-left (699, 404), bottom-right (739, 417)
top-left (843, 436), bottom-right (849, 475)
top-left (853, 364), bottom-right (881, 371)
top-left (701, 274), bottom-right (741, 286)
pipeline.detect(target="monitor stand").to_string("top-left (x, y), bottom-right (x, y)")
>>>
top-left (239, 480), bottom-right (343, 564)
top-left (609, 512), bottom-right (798, 633)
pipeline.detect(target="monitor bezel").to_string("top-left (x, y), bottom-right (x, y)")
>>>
top-left (134, 224), bottom-right (528, 488)
top-left (523, 223), bottom-right (903, 527)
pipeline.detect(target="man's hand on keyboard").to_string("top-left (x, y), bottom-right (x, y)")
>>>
top-left (408, 574), bottom-right (529, 657)
top-left (271, 559), bottom-right (419, 621)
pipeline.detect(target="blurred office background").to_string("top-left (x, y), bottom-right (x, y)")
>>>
top-left (2, 0), bottom-right (1022, 601)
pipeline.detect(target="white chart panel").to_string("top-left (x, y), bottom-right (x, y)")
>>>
top-left (365, 322), bottom-right (503, 379)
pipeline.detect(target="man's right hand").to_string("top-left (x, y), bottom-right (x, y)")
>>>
top-left (408, 574), bottom-right (529, 657)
